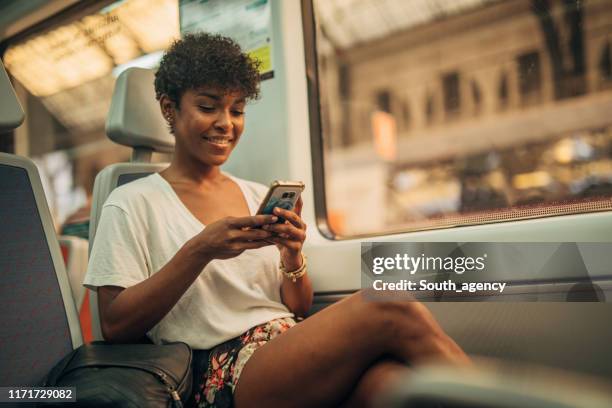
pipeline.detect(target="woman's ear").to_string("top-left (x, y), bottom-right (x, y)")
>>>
top-left (160, 95), bottom-right (175, 120)
top-left (159, 95), bottom-right (176, 134)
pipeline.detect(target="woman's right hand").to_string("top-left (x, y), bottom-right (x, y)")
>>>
top-left (189, 214), bottom-right (279, 262)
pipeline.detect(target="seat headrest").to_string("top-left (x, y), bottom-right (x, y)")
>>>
top-left (106, 67), bottom-right (175, 153)
top-left (0, 61), bottom-right (25, 132)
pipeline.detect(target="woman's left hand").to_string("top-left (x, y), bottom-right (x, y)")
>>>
top-left (262, 197), bottom-right (306, 271)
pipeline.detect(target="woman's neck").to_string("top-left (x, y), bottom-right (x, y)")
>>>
top-left (162, 153), bottom-right (225, 187)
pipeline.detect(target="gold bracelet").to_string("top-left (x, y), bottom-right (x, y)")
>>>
top-left (280, 253), bottom-right (307, 283)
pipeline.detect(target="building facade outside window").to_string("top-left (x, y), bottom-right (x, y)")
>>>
top-left (310, 0), bottom-right (612, 237)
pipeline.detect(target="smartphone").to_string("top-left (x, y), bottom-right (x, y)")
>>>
top-left (256, 180), bottom-right (305, 223)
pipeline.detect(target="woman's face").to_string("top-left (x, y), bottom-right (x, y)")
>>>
top-left (171, 87), bottom-right (246, 167)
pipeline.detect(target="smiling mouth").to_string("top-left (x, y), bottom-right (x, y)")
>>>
top-left (202, 135), bottom-right (233, 146)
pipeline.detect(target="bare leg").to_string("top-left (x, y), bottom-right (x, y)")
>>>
top-left (234, 291), bottom-right (468, 408)
top-left (339, 359), bottom-right (408, 408)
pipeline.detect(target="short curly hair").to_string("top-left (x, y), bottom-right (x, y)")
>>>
top-left (154, 32), bottom-right (261, 107)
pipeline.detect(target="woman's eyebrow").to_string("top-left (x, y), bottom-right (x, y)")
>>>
top-left (196, 92), bottom-right (245, 104)
top-left (196, 91), bottom-right (221, 100)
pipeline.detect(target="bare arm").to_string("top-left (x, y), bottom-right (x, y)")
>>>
top-left (98, 240), bottom-right (207, 343)
top-left (280, 259), bottom-right (313, 318)
top-left (98, 215), bottom-right (278, 343)
top-left (264, 199), bottom-right (313, 318)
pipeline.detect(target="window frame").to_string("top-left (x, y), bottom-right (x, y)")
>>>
top-left (301, 0), bottom-right (334, 239)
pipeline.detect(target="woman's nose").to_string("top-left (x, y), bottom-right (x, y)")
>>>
top-left (214, 110), bottom-right (233, 132)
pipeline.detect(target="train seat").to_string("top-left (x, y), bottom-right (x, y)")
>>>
top-left (0, 60), bottom-right (23, 132)
top-left (58, 235), bottom-right (93, 342)
top-left (88, 67), bottom-right (174, 340)
top-left (58, 236), bottom-right (89, 312)
top-left (0, 61), bottom-right (83, 386)
top-left (0, 153), bottom-right (84, 386)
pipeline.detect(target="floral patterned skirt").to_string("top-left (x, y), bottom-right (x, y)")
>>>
top-left (191, 317), bottom-right (297, 408)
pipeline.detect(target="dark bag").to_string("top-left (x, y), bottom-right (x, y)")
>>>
top-left (44, 341), bottom-right (192, 408)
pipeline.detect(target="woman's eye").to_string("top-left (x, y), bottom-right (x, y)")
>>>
top-left (232, 110), bottom-right (245, 116)
top-left (198, 105), bottom-right (215, 112)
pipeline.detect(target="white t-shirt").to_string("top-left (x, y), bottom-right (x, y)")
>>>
top-left (84, 173), bottom-right (293, 349)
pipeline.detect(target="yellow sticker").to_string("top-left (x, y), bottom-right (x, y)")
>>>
top-left (249, 45), bottom-right (272, 74)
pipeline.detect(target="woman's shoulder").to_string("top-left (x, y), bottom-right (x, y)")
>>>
top-left (228, 174), bottom-right (269, 200)
top-left (104, 173), bottom-right (166, 213)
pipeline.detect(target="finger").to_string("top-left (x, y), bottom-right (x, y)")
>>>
top-left (272, 207), bottom-right (304, 229)
top-left (263, 222), bottom-right (300, 236)
top-left (265, 236), bottom-right (285, 245)
top-left (261, 238), bottom-right (278, 246)
top-left (294, 197), bottom-right (303, 216)
top-left (235, 240), bottom-right (275, 250)
top-left (228, 214), bottom-right (278, 228)
top-left (263, 223), bottom-right (305, 242)
top-left (265, 236), bottom-right (301, 249)
top-left (234, 228), bottom-right (274, 241)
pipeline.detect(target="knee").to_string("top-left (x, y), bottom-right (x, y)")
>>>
top-left (355, 289), bottom-right (434, 326)
top-left (349, 290), bottom-right (439, 344)
top-left (351, 292), bottom-right (469, 365)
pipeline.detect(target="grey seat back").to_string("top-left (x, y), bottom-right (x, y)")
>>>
top-left (89, 163), bottom-right (169, 246)
top-left (0, 154), bottom-right (83, 386)
top-left (88, 67), bottom-right (174, 340)
top-left (1, 61), bottom-right (81, 386)
top-left (105, 67), bottom-right (174, 159)
top-left (0, 61), bottom-right (24, 132)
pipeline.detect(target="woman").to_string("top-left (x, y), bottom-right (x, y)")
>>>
top-left (84, 33), bottom-right (469, 408)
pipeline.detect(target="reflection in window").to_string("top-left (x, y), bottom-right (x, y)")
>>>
top-left (442, 72), bottom-right (460, 118)
top-left (338, 63), bottom-right (352, 147)
top-left (376, 90), bottom-right (391, 113)
top-left (533, 0), bottom-right (586, 99)
top-left (498, 72), bottom-right (509, 110)
top-left (425, 94), bottom-right (435, 125)
top-left (517, 51), bottom-right (542, 105)
top-left (471, 80), bottom-right (481, 115)
top-left (311, 0), bottom-right (612, 237)
top-left (400, 100), bottom-right (411, 132)
top-left (600, 42), bottom-right (612, 84)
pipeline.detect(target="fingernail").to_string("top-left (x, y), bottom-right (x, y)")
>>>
top-left (274, 207), bottom-right (280, 214)
top-left (271, 216), bottom-right (278, 222)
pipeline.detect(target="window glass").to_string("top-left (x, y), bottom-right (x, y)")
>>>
top-left (2, 0), bottom-right (178, 230)
top-left (311, 0), bottom-right (612, 237)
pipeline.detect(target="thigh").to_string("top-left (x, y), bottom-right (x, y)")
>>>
top-left (234, 292), bottom-right (391, 408)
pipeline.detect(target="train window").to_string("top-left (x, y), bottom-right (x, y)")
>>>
top-left (306, 0), bottom-right (612, 238)
top-left (2, 0), bottom-right (178, 227)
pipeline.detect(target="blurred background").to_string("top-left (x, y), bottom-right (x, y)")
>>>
top-left (1, 0), bottom-right (611, 238)
top-left (0, 0), bottom-right (179, 230)
top-left (314, 0), bottom-right (612, 236)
